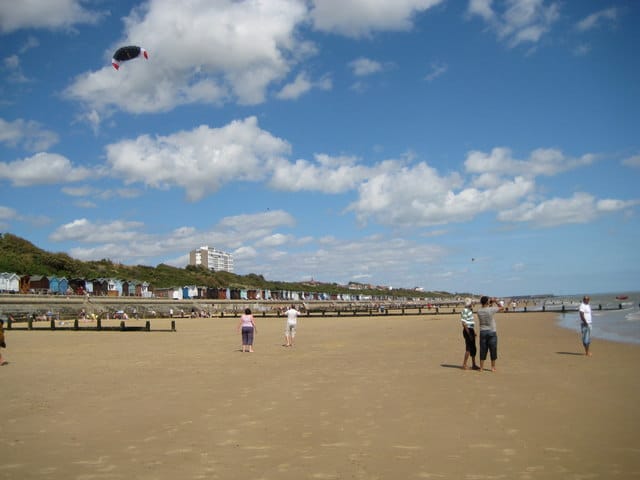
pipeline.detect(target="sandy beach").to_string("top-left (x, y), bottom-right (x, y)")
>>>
top-left (1, 311), bottom-right (639, 479)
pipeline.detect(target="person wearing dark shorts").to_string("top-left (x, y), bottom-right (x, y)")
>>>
top-left (476, 296), bottom-right (504, 372)
top-left (460, 298), bottom-right (479, 370)
top-left (0, 316), bottom-right (7, 366)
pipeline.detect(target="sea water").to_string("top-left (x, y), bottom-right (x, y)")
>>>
top-left (553, 292), bottom-right (640, 345)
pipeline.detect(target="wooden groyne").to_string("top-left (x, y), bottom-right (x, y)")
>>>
top-left (0, 294), bottom-right (629, 334)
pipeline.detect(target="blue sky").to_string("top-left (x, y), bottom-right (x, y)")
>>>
top-left (1, 0), bottom-right (638, 297)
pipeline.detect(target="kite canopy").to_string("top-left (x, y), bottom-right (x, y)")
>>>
top-left (112, 45), bottom-right (148, 70)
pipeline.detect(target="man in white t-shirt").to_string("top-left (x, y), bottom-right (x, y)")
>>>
top-left (579, 296), bottom-right (592, 356)
top-left (284, 305), bottom-right (301, 347)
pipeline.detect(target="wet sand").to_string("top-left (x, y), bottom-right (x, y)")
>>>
top-left (1, 312), bottom-right (639, 479)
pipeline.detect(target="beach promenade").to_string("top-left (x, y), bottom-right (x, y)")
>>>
top-left (1, 312), bottom-right (639, 479)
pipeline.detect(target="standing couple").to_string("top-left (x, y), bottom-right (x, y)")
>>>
top-left (460, 296), bottom-right (504, 371)
top-left (236, 305), bottom-right (302, 352)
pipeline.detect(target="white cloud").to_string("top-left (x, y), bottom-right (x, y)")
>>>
top-left (50, 218), bottom-right (145, 243)
top-left (0, 205), bottom-right (17, 220)
top-left (255, 233), bottom-right (292, 248)
top-left (425, 61), bottom-right (448, 81)
top-left (468, 0), bottom-right (494, 21)
top-left (497, 192), bottom-right (638, 227)
top-left (622, 155), bottom-right (640, 168)
top-left (276, 72), bottom-right (332, 100)
top-left (349, 57), bottom-right (383, 76)
top-left (0, 118), bottom-right (59, 151)
top-left (105, 117), bottom-right (290, 201)
top-left (465, 147), bottom-right (595, 178)
top-left (236, 233), bottom-right (448, 287)
top-left (576, 7), bottom-right (618, 32)
top-left (348, 162), bottom-right (534, 227)
top-left (64, 0), bottom-right (311, 116)
top-left (53, 210), bottom-right (297, 264)
top-left (0, 152), bottom-right (92, 186)
top-left (467, 0), bottom-right (560, 47)
top-left (269, 153), bottom-right (371, 193)
top-left (310, 0), bottom-right (444, 38)
top-left (0, 0), bottom-right (105, 33)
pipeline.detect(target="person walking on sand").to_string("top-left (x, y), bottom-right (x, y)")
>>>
top-left (237, 308), bottom-right (256, 353)
top-left (0, 316), bottom-right (7, 366)
top-left (284, 305), bottom-right (301, 347)
top-left (460, 298), bottom-right (479, 370)
top-left (477, 296), bottom-right (504, 372)
top-left (579, 296), bottom-right (592, 356)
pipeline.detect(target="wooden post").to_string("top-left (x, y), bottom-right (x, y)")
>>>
top-left (50, 318), bottom-right (55, 329)
top-left (97, 317), bottom-right (102, 330)
top-left (120, 320), bottom-right (125, 331)
top-left (74, 319), bottom-right (79, 330)
top-left (145, 320), bottom-right (150, 331)
top-left (171, 320), bottom-right (176, 331)
top-left (28, 316), bottom-right (33, 330)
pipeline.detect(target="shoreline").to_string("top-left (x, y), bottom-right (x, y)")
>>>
top-left (1, 312), bottom-right (639, 479)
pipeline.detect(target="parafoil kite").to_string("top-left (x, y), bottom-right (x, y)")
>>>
top-left (112, 45), bottom-right (148, 70)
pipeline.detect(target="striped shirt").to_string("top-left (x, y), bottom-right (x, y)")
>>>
top-left (460, 307), bottom-right (475, 329)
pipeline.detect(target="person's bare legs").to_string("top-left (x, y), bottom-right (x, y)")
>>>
top-left (462, 351), bottom-right (470, 369)
top-left (491, 360), bottom-right (496, 372)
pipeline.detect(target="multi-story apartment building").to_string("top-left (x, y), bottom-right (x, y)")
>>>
top-left (189, 246), bottom-right (234, 273)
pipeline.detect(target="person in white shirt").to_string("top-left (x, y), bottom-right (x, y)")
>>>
top-left (284, 305), bottom-right (302, 347)
top-left (579, 296), bottom-right (592, 356)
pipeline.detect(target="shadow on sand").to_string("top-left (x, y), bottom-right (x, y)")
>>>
top-left (440, 363), bottom-right (464, 369)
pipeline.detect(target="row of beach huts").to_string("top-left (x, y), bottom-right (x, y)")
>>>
top-left (0, 272), bottom-right (398, 302)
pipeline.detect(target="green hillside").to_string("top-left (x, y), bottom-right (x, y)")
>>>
top-left (0, 233), bottom-right (449, 298)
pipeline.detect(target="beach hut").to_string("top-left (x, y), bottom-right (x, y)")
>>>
top-left (28, 275), bottom-right (50, 293)
top-left (0, 272), bottom-right (20, 293)
top-left (48, 276), bottom-right (60, 295)
top-left (136, 281), bottom-right (151, 297)
top-left (107, 279), bottom-right (123, 296)
top-left (92, 278), bottom-right (108, 296)
top-left (58, 277), bottom-right (69, 295)
top-left (68, 278), bottom-right (86, 295)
